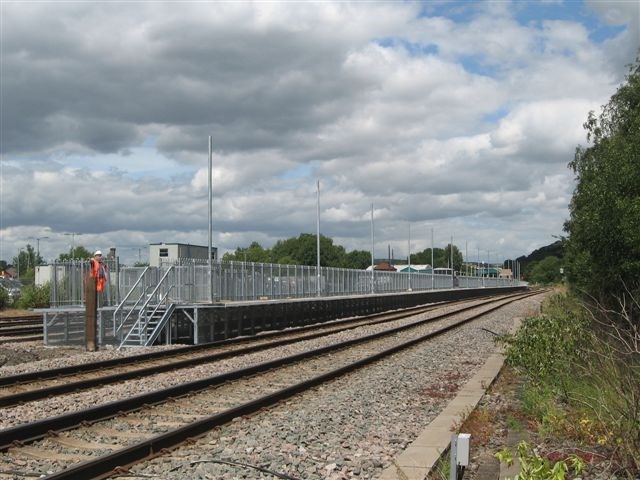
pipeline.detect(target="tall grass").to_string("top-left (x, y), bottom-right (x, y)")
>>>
top-left (502, 293), bottom-right (639, 477)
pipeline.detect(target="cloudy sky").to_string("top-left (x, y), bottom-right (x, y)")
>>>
top-left (1, 1), bottom-right (638, 266)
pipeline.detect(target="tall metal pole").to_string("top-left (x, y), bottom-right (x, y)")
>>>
top-left (431, 227), bottom-right (434, 290)
top-left (208, 136), bottom-right (213, 303)
top-left (29, 236), bottom-right (49, 265)
top-left (316, 179), bottom-right (321, 297)
top-left (408, 223), bottom-right (411, 291)
top-left (465, 240), bottom-right (468, 277)
top-left (64, 232), bottom-right (81, 259)
top-left (450, 235), bottom-right (454, 279)
top-left (370, 203), bottom-right (374, 294)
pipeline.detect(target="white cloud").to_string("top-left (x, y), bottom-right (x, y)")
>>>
top-left (0, 1), bottom-right (636, 264)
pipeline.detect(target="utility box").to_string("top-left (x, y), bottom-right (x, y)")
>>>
top-left (456, 433), bottom-right (471, 466)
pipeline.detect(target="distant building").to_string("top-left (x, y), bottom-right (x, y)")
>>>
top-left (395, 264), bottom-right (433, 274)
top-left (433, 267), bottom-right (456, 276)
top-left (149, 243), bottom-right (217, 267)
top-left (499, 268), bottom-right (513, 279)
top-left (365, 261), bottom-right (396, 271)
top-left (2, 266), bottom-right (17, 279)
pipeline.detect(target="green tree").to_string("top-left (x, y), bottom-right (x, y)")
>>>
top-left (223, 242), bottom-right (271, 263)
top-left (223, 235), bottom-right (373, 269)
top-left (527, 256), bottom-right (562, 285)
top-left (344, 250), bottom-right (371, 269)
top-left (12, 244), bottom-right (42, 284)
top-left (443, 244), bottom-right (464, 272)
top-left (57, 246), bottom-right (92, 261)
top-left (271, 234), bottom-right (347, 267)
top-left (564, 60), bottom-right (640, 301)
top-left (411, 247), bottom-right (446, 267)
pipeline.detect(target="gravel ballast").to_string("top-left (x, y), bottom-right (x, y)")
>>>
top-left (123, 295), bottom-right (546, 480)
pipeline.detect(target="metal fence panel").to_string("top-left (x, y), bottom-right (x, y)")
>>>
top-left (48, 258), bottom-right (521, 307)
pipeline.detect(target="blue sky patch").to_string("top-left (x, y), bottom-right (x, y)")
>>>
top-left (279, 164), bottom-right (314, 181)
top-left (460, 55), bottom-right (501, 78)
top-left (513, 1), bottom-right (627, 43)
top-left (483, 105), bottom-right (510, 124)
top-left (418, 1), bottom-right (480, 23)
top-left (375, 37), bottom-right (439, 56)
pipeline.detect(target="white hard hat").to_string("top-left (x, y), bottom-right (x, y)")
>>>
top-left (94, 250), bottom-right (102, 256)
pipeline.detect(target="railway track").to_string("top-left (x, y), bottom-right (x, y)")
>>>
top-left (0, 315), bottom-right (43, 343)
top-left (0, 315), bottom-right (43, 326)
top-left (0, 293), bottom-right (520, 407)
top-left (0, 289), bottom-right (543, 479)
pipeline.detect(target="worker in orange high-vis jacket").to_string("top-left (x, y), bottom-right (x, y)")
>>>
top-left (90, 251), bottom-right (108, 302)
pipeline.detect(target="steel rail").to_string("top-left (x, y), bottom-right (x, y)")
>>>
top-left (0, 326), bottom-right (42, 336)
top-left (0, 290), bottom-right (540, 453)
top-left (0, 293), bottom-right (522, 406)
top-left (0, 296), bottom-right (471, 387)
top-left (0, 314), bottom-right (43, 324)
top-left (0, 335), bottom-right (43, 344)
top-left (42, 290), bottom-right (543, 480)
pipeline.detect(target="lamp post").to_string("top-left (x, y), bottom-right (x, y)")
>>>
top-left (407, 223), bottom-right (411, 291)
top-left (28, 236), bottom-right (49, 265)
top-left (450, 235), bottom-right (454, 281)
top-left (316, 179), bottom-right (321, 297)
top-left (17, 248), bottom-right (25, 278)
top-left (64, 232), bottom-right (82, 259)
top-left (370, 203), bottom-right (374, 294)
top-left (431, 227), bottom-right (434, 290)
top-left (208, 135), bottom-right (213, 304)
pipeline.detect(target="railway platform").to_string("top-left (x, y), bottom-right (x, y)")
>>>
top-left (40, 286), bottom-right (526, 348)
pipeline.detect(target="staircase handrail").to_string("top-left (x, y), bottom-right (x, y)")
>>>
top-left (119, 268), bottom-right (175, 348)
top-left (139, 286), bottom-right (175, 345)
top-left (114, 285), bottom-right (154, 337)
top-left (115, 266), bottom-right (150, 309)
top-left (112, 266), bottom-right (150, 336)
top-left (139, 285), bottom-right (175, 338)
top-left (140, 265), bottom-right (175, 311)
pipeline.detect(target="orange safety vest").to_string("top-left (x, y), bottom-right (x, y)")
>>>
top-left (90, 259), bottom-right (108, 292)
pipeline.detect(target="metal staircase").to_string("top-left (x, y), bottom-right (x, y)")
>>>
top-left (115, 266), bottom-right (177, 349)
top-left (119, 301), bottom-right (175, 348)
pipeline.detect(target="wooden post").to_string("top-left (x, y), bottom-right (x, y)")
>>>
top-left (85, 274), bottom-right (97, 352)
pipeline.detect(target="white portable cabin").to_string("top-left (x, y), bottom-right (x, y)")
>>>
top-left (149, 243), bottom-right (218, 267)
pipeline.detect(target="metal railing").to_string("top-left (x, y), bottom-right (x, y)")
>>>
top-left (47, 258), bottom-right (520, 308)
top-left (49, 259), bottom-right (118, 307)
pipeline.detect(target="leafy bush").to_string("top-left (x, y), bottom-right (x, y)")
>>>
top-left (503, 294), bottom-right (587, 392)
top-left (496, 441), bottom-right (584, 480)
top-left (502, 293), bottom-right (640, 476)
top-left (527, 256), bottom-right (562, 285)
top-left (15, 283), bottom-right (50, 309)
top-left (0, 287), bottom-right (9, 309)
